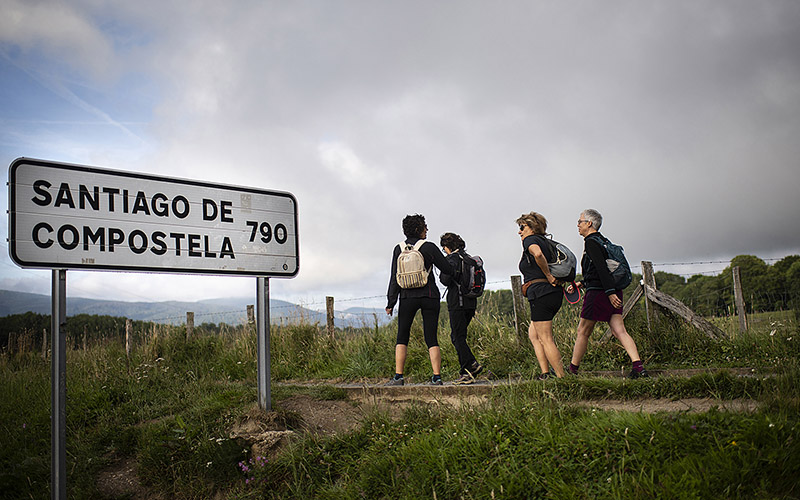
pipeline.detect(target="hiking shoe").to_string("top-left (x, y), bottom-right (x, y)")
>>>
top-left (430, 376), bottom-right (443, 386)
top-left (385, 377), bottom-right (404, 386)
top-left (466, 362), bottom-right (483, 378)
top-left (453, 373), bottom-right (475, 385)
top-left (628, 369), bottom-right (650, 379)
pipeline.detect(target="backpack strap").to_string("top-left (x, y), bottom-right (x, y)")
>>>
top-left (412, 239), bottom-right (426, 251)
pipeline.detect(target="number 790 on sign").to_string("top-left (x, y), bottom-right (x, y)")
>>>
top-left (246, 221), bottom-right (289, 244)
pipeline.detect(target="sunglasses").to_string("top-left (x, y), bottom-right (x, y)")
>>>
top-left (519, 225), bottom-right (526, 231)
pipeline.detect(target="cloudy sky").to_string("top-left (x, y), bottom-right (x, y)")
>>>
top-left (1, 0), bottom-right (799, 311)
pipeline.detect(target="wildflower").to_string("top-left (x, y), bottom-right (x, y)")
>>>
top-left (731, 441), bottom-right (737, 446)
top-left (22, 423), bottom-right (27, 429)
top-left (690, 425), bottom-right (697, 430)
top-left (206, 461), bottom-right (213, 468)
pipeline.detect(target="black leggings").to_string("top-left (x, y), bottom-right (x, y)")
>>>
top-left (396, 297), bottom-right (440, 348)
top-left (449, 307), bottom-right (476, 373)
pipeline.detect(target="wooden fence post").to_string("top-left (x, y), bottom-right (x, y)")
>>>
top-left (7, 332), bottom-right (15, 354)
top-left (326, 296), bottom-right (335, 339)
top-left (83, 324), bottom-right (88, 351)
top-left (42, 328), bottom-right (48, 359)
top-left (186, 312), bottom-right (194, 340)
top-left (125, 319), bottom-right (132, 357)
top-left (247, 305), bottom-right (255, 326)
top-left (511, 275), bottom-right (529, 346)
top-left (643, 285), bottom-right (725, 340)
top-left (642, 261), bottom-right (659, 331)
top-left (732, 266), bottom-right (748, 333)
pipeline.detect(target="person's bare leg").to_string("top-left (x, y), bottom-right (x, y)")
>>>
top-left (533, 320), bottom-right (564, 377)
top-left (395, 344), bottom-right (407, 375)
top-left (428, 346), bottom-right (442, 375)
top-left (608, 314), bottom-right (640, 362)
top-left (570, 318), bottom-right (597, 367)
top-left (528, 321), bottom-right (550, 374)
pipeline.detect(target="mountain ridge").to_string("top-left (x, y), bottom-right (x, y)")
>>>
top-left (0, 289), bottom-right (390, 328)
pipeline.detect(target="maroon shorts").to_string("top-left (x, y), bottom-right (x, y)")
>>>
top-left (580, 289), bottom-right (623, 322)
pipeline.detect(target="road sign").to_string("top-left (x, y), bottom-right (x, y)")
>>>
top-left (8, 158), bottom-right (299, 276)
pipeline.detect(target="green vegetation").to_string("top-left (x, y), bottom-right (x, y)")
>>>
top-left (1, 254), bottom-right (799, 498)
top-left (234, 372), bottom-right (799, 500)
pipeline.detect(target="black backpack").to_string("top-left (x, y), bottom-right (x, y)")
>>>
top-left (589, 234), bottom-right (632, 289)
top-left (458, 252), bottom-right (486, 299)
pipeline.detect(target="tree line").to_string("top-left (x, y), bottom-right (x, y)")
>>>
top-left (476, 254), bottom-right (800, 319)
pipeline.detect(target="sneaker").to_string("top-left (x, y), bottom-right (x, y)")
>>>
top-left (628, 369), bottom-right (650, 379)
top-left (466, 362), bottom-right (483, 378)
top-left (430, 376), bottom-right (443, 386)
top-left (385, 376), bottom-right (404, 386)
top-left (536, 373), bottom-right (551, 381)
top-left (453, 373), bottom-right (475, 385)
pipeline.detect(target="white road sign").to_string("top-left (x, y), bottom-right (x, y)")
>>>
top-left (8, 158), bottom-right (299, 277)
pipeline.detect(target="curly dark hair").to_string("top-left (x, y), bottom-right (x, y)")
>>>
top-left (402, 214), bottom-right (427, 238)
top-left (439, 232), bottom-right (465, 252)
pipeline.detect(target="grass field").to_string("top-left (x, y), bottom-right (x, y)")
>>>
top-left (1, 306), bottom-right (798, 499)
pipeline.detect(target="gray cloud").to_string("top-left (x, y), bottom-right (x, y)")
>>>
top-left (1, 0), bottom-right (798, 305)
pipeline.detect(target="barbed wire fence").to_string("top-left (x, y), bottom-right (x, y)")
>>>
top-left (2, 257), bottom-right (798, 356)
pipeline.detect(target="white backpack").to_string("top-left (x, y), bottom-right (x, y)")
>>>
top-left (396, 240), bottom-right (430, 288)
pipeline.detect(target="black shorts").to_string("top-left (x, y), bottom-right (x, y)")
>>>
top-left (529, 290), bottom-right (563, 322)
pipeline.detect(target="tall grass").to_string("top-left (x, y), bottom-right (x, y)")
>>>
top-left (0, 304), bottom-right (798, 498)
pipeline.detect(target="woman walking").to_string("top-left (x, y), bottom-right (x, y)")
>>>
top-left (566, 209), bottom-right (649, 378)
top-left (439, 232), bottom-right (483, 385)
top-left (386, 214), bottom-right (453, 386)
top-left (517, 212), bottom-right (565, 379)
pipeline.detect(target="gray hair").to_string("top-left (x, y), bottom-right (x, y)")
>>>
top-left (582, 209), bottom-right (602, 230)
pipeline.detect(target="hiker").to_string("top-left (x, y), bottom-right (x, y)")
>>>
top-left (517, 212), bottom-right (566, 379)
top-left (439, 232), bottom-right (484, 385)
top-left (565, 209), bottom-right (649, 378)
top-left (385, 214), bottom-right (454, 386)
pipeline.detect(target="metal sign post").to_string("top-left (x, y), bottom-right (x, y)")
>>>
top-left (51, 269), bottom-right (66, 500)
top-left (256, 277), bottom-right (272, 410)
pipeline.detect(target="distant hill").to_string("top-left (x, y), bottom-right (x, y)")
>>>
top-left (0, 289), bottom-right (390, 328)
